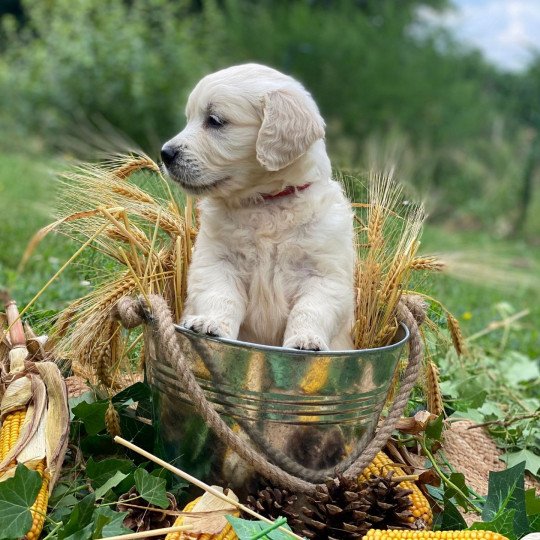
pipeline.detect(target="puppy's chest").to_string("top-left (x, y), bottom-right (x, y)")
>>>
top-left (220, 209), bottom-right (314, 304)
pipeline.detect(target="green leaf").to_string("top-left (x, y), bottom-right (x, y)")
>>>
top-left (226, 515), bottom-right (294, 540)
top-left (437, 496), bottom-right (467, 531)
top-left (59, 493), bottom-right (96, 540)
top-left (501, 449), bottom-right (540, 476)
top-left (501, 351), bottom-right (540, 386)
top-left (72, 400), bottom-right (108, 435)
top-left (134, 468), bottom-right (169, 509)
top-left (94, 471), bottom-right (129, 500)
top-left (455, 378), bottom-right (488, 408)
top-left (112, 382), bottom-right (151, 404)
top-left (425, 414), bottom-right (444, 440)
top-left (0, 464), bottom-right (42, 540)
top-left (525, 488), bottom-right (540, 516)
top-left (62, 523), bottom-right (93, 540)
top-left (483, 461), bottom-right (529, 539)
top-left (526, 489), bottom-right (540, 532)
top-left (445, 472), bottom-right (471, 510)
top-left (470, 509), bottom-right (517, 539)
top-left (86, 457), bottom-right (135, 481)
top-left (68, 391), bottom-right (96, 420)
top-left (92, 507), bottom-right (130, 538)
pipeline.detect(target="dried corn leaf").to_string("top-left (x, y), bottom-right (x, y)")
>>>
top-left (34, 362), bottom-right (69, 488)
top-left (0, 375), bottom-right (32, 418)
top-left (183, 487), bottom-right (239, 535)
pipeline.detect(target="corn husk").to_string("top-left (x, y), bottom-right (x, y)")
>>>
top-left (0, 299), bottom-right (69, 492)
top-left (181, 487), bottom-right (239, 535)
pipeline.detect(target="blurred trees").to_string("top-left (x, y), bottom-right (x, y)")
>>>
top-left (0, 0), bottom-right (538, 235)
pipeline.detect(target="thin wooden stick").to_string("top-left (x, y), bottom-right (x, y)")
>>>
top-left (95, 524), bottom-right (192, 540)
top-left (114, 436), bottom-right (306, 540)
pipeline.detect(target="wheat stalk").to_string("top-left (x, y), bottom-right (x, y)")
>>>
top-left (426, 360), bottom-right (444, 416)
top-left (16, 152), bottom-right (198, 388)
top-left (446, 311), bottom-right (468, 356)
top-left (351, 171), bottom-right (429, 349)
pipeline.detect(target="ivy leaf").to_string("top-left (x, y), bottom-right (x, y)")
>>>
top-left (0, 464), bottom-right (41, 540)
top-left (525, 488), bottom-right (540, 516)
top-left (94, 471), bottom-right (129, 500)
top-left (525, 489), bottom-right (540, 531)
top-left (501, 449), bottom-right (540, 476)
top-left (59, 493), bottom-right (96, 540)
top-left (501, 352), bottom-right (540, 386)
top-left (68, 391), bottom-right (95, 420)
top-left (226, 515), bottom-right (294, 540)
top-left (86, 457), bottom-right (135, 491)
top-left (72, 400), bottom-right (108, 435)
top-left (86, 457), bottom-right (134, 481)
top-left (92, 507), bottom-right (130, 538)
top-left (62, 523), bottom-right (93, 540)
top-left (425, 414), bottom-right (444, 440)
top-left (134, 468), bottom-right (169, 508)
top-left (470, 509), bottom-right (517, 539)
top-left (483, 462), bottom-right (528, 539)
top-left (436, 496), bottom-right (467, 531)
top-left (444, 473), bottom-right (470, 510)
top-left (112, 382), bottom-right (151, 404)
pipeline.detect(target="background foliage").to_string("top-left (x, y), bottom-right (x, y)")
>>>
top-left (0, 0), bottom-right (539, 235)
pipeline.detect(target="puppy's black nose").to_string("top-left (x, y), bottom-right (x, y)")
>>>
top-left (160, 145), bottom-right (178, 166)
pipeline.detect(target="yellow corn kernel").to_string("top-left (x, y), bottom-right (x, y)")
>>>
top-left (25, 459), bottom-right (49, 540)
top-left (0, 408), bottom-right (26, 464)
top-left (359, 451), bottom-right (433, 527)
top-left (166, 497), bottom-right (239, 540)
top-left (362, 530), bottom-right (509, 540)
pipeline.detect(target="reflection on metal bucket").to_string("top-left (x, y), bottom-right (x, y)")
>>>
top-left (146, 324), bottom-right (409, 493)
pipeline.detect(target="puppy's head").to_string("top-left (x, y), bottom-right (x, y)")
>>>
top-left (160, 63), bottom-right (325, 199)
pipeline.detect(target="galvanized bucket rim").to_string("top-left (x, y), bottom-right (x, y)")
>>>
top-left (173, 322), bottom-right (410, 357)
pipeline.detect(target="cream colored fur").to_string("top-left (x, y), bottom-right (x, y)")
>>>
top-left (161, 63), bottom-right (354, 350)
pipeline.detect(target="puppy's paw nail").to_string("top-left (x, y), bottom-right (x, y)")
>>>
top-left (182, 315), bottom-right (230, 338)
top-left (283, 334), bottom-right (329, 352)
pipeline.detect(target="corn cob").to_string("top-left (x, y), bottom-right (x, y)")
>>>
top-left (0, 408), bottom-right (26, 464)
top-left (0, 409), bottom-right (50, 540)
top-left (166, 497), bottom-right (239, 540)
top-left (26, 459), bottom-right (50, 540)
top-left (359, 451), bottom-right (433, 527)
top-left (363, 530), bottom-right (508, 540)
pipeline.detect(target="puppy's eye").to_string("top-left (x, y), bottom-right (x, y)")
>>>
top-left (205, 114), bottom-right (226, 129)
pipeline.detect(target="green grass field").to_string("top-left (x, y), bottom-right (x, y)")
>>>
top-left (0, 151), bottom-right (538, 356)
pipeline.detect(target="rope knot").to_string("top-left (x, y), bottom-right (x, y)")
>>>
top-left (111, 296), bottom-right (147, 329)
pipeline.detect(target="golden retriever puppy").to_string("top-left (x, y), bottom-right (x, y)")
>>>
top-left (161, 63), bottom-right (354, 350)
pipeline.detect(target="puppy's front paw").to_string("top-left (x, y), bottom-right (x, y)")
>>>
top-left (182, 315), bottom-right (232, 338)
top-left (283, 334), bottom-right (329, 351)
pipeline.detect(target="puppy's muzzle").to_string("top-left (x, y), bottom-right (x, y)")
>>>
top-left (160, 144), bottom-right (181, 167)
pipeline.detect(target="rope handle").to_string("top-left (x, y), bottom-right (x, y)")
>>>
top-left (113, 295), bottom-right (423, 495)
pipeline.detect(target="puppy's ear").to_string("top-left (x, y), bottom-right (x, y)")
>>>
top-left (256, 89), bottom-right (325, 171)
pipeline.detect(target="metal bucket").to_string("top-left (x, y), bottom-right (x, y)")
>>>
top-left (146, 324), bottom-right (409, 494)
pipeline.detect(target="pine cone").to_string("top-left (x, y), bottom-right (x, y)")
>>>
top-left (300, 473), bottom-right (416, 540)
top-left (117, 486), bottom-right (177, 531)
top-left (246, 486), bottom-right (304, 532)
top-left (361, 472), bottom-right (416, 530)
top-left (300, 475), bottom-right (373, 539)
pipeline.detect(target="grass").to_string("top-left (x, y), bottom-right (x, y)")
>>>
top-left (0, 151), bottom-right (538, 357)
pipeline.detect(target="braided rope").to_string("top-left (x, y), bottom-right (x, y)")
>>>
top-left (113, 295), bottom-right (423, 494)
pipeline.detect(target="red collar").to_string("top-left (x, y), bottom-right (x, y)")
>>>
top-left (261, 183), bottom-right (312, 200)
